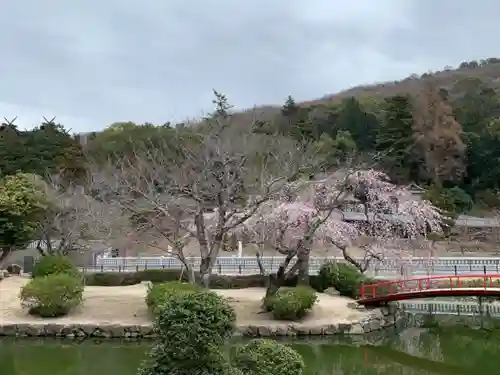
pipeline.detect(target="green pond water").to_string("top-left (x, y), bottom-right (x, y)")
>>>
top-left (1, 327), bottom-right (499, 375)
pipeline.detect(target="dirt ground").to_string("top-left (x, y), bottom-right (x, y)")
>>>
top-left (0, 276), bottom-right (367, 326)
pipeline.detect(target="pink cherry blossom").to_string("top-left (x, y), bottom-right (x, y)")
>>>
top-left (241, 169), bottom-right (444, 271)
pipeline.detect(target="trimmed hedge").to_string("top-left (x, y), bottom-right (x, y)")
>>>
top-left (82, 265), bottom-right (384, 297)
top-left (84, 272), bottom-right (141, 286)
top-left (83, 269), bottom-right (276, 289)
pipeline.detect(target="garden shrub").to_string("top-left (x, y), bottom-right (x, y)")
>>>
top-left (20, 273), bottom-right (84, 317)
top-left (84, 272), bottom-right (141, 286)
top-left (362, 277), bottom-right (399, 297)
top-left (139, 348), bottom-right (239, 375)
top-left (32, 255), bottom-right (80, 279)
top-left (266, 286), bottom-right (318, 320)
top-left (318, 262), bottom-right (364, 298)
top-left (146, 281), bottom-right (201, 314)
top-left (137, 290), bottom-right (237, 375)
top-left (137, 269), bottom-right (269, 289)
top-left (208, 274), bottom-right (267, 289)
top-left (234, 339), bottom-right (304, 375)
top-left (154, 290), bottom-right (236, 348)
top-left (137, 268), bottom-right (186, 283)
top-left (83, 270), bottom-right (271, 288)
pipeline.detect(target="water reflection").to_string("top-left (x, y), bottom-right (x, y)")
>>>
top-left (0, 327), bottom-right (498, 375)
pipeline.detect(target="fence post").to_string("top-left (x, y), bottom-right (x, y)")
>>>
top-left (237, 241), bottom-right (243, 258)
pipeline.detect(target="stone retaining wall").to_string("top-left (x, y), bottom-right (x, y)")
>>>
top-left (0, 305), bottom-right (403, 339)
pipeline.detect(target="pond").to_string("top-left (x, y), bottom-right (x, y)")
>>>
top-left (1, 326), bottom-right (499, 375)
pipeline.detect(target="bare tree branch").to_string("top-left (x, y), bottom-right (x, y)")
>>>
top-left (36, 175), bottom-right (126, 257)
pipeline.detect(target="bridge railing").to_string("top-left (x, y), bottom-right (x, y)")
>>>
top-left (360, 274), bottom-right (500, 299)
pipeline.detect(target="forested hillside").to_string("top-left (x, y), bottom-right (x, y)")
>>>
top-left (2, 58), bottom-right (500, 216)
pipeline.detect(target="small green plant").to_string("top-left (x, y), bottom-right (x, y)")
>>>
top-left (32, 255), bottom-right (80, 279)
top-left (265, 286), bottom-right (318, 321)
top-left (145, 281), bottom-right (201, 314)
top-left (319, 262), bottom-right (364, 298)
top-left (234, 339), bottom-right (304, 375)
top-left (20, 273), bottom-right (84, 317)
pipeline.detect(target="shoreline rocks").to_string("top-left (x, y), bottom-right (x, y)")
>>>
top-left (0, 304), bottom-right (403, 339)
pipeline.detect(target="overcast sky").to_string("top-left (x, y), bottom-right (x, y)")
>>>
top-left (1, 0), bottom-right (498, 132)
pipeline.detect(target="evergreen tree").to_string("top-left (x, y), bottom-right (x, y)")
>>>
top-left (376, 95), bottom-right (416, 182)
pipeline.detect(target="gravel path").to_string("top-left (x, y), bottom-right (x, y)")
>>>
top-left (0, 277), bottom-right (367, 327)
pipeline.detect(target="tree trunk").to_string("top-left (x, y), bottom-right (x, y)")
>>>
top-left (0, 248), bottom-right (13, 269)
top-left (296, 245), bottom-right (310, 285)
top-left (183, 261), bottom-right (196, 284)
top-left (341, 246), bottom-right (366, 273)
top-left (36, 240), bottom-right (47, 256)
top-left (199, 233), bottom-right (224, 288)
top-left (264, 251), bottom-right (297, 302)
top-left (175, 246), bottom-right (196, 285)
top-left (199, 256), bottom-right (212, 288)
top-left (264, 273), bottom-right (281, 301)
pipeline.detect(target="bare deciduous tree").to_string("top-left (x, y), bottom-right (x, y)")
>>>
top-left (91, 93), bottom-right (317, 285)
top-left (414, 81), bottom-right (466, 186)
top-left (36, 176), bottom-right (125, 257)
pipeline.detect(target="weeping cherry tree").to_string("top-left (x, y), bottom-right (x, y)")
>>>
top-left (240, 169), bottom-right (444, 297)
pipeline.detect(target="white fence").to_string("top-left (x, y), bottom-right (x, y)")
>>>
top-left (399, 300), bottom-right (500, 316)
top-left (93, 256), bottom-right (500, 276)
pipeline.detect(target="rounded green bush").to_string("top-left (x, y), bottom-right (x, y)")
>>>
top-left (146, 281), bottom-right (201, 314)
top-left (138, 290), bottom-right (237, 375)
top-left (138, 348), bottom-right (237, 375)
top-left (20, 273), bottom-right (84, 317)
top-left (318, 262), bottom-right (364, 298)
top-left (266, 286), bottom-right (317, 321)
top-left (234, 339), bottom-right (304, 375)
top-left (155, 290), bottom-right (236, 357)
top-left (32, 255), bottom-right (80, 279)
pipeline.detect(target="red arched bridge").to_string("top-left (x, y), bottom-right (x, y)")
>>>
top-left (357, 274), bottom-right (500, 306)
